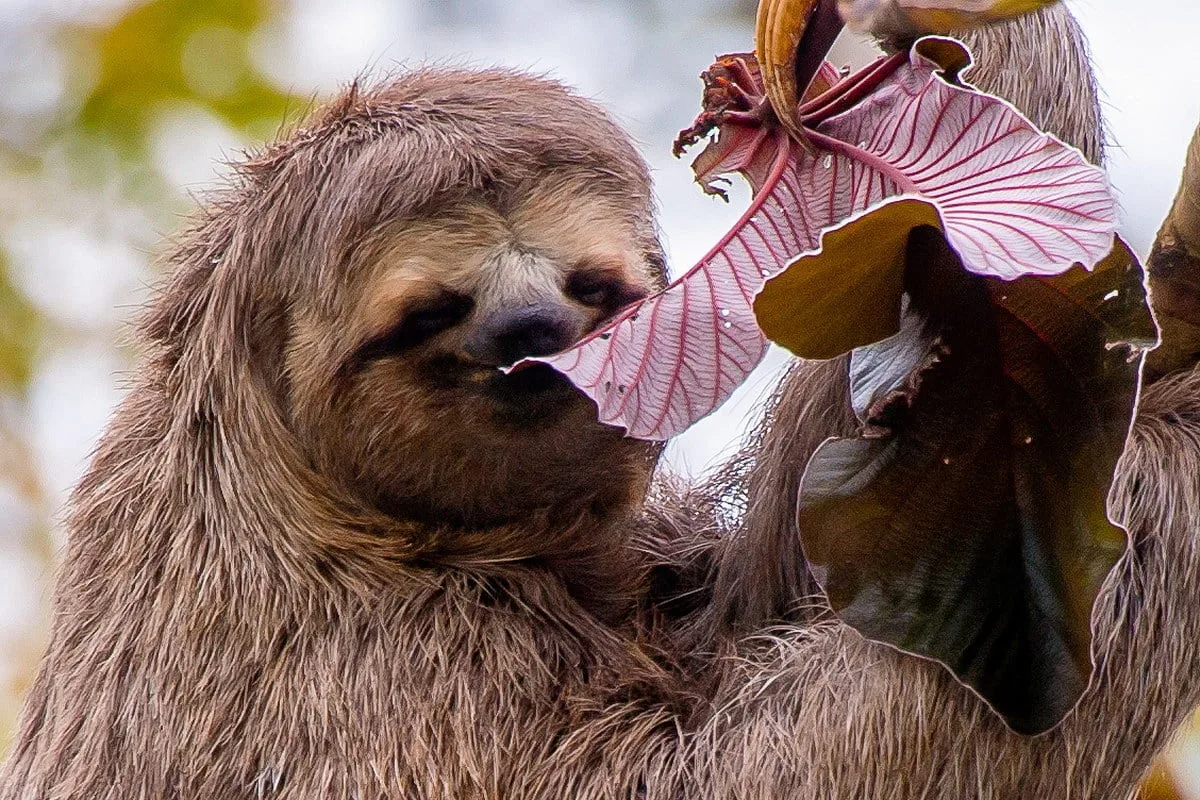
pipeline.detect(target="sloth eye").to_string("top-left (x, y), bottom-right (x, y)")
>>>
top-left (566, 270), bottom-right (627, 308)
top-left (357, 293), bottom-right (474, 363)
top-left (567, 269), bottom-right (650, 318)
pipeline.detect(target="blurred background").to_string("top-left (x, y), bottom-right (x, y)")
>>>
top-left (0, 0), bottom-right (1196, 793)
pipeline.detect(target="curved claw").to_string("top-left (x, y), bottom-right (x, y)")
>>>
top-left (756, 0), bottom-right (846, 141)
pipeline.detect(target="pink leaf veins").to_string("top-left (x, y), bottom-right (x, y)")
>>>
top-left (528, 38), bottom-right (1117, 441)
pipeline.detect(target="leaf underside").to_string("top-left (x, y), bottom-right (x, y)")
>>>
top-left (794, 37), bottom-right (1116, 282)
top-left (529, 59), bottom-right (849, 440)
top-left (535, 39), bottom-right (1113, 441)
top-left (530, 127), bottom-right (787, 440)
top-left (796, 231), bottom-right (1156, 734)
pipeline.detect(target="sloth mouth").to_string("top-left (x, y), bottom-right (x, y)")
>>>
top-left (422, 357), bottom-right (582, 425)
top-left (486, 362), bottom-right (574, 402)
top-left (480, 363), bottom-right (580, 427)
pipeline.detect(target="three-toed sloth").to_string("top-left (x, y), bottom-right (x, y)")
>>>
top-left (3, 7), bottom-right (1199, 799)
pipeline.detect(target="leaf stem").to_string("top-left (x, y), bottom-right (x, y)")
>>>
top-left (800, 50), bottom-right (908, 126)
top-left (803, 127), bottom-right (921, 196)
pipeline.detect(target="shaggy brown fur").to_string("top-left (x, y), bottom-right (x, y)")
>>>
top-left (3, 7), bottom-right (1198, 799)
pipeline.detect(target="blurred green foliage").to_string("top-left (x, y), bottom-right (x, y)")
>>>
top-left (0, 258), bottom-right (37, 389)
top-left (0, 0), bottom-right (302, 755)
top-left (74, 0), bottom-right (292, 154)
top-left (0, 0), bottom-right (302, 387)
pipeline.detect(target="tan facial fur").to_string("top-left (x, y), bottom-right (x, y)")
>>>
top-left (284, 175), bottom-right (659, 530)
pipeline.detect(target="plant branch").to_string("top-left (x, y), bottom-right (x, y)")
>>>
top-left (1145, 122), bottom-right (1200, 383)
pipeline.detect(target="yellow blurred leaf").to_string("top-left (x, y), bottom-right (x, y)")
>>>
top-left (0, 257), bottom-right (38, 390)
top-left (73, 0), bottom-right (292, 153)
top-left (1138, 765), bottom-right (1185, 800)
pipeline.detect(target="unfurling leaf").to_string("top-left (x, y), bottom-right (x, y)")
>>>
top-left (756, 0), bottom-right (820, 138)
top-left (795, 232), bottom-right (1156, 734)
top-left (838, 0), bottom-right (1060, 38)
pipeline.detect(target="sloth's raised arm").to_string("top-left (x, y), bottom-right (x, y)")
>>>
top-left (672, 8), bottom-right (1200, 796)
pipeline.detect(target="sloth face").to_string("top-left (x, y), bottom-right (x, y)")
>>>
top-left (286, 175), bottom-right (663, 526)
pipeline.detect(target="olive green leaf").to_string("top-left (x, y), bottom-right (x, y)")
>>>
top-left (794, 230), bottom-right (1155, 734)
top-left (0, 257), bottom-right (38, 390)
top-left (754, 197), bottom-right (936, 360)
top-left (74, 0), bottom-right (292, 154)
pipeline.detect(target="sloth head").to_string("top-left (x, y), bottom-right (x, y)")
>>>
top-left (147, 69), bottom-right (666, 531)
top-left (294, 176), bottom-right (666, 528)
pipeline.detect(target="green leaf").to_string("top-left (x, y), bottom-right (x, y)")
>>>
top-left (795, 230), bottom-right (1155, 734)
top-left (73, 0), bottom-right (292, 154)
top-left (0, 257), bottom-right (38, 390)
top-left (754, 197), bottom-right (934, 360)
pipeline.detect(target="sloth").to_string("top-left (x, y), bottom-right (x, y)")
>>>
top-left (3, 6), bottom-right (1199, 800)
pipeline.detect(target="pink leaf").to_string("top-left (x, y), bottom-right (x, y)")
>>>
top-left (531, 127), bottom-right (797, 440)
top-left (532, 39), bottom-right (1116, 441)
top-left (525, 56), bottom-right (821, 441)
top-left (796, 37), bottom-right (1116, 280)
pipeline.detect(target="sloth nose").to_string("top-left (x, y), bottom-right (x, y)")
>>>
top-left (466, 305), bottom-right (581, 366)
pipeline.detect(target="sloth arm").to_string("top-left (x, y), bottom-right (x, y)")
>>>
top-left (662, 361), bottom-right (1200, 798)
top-left (645, 9), bottom-right (1199, 796)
